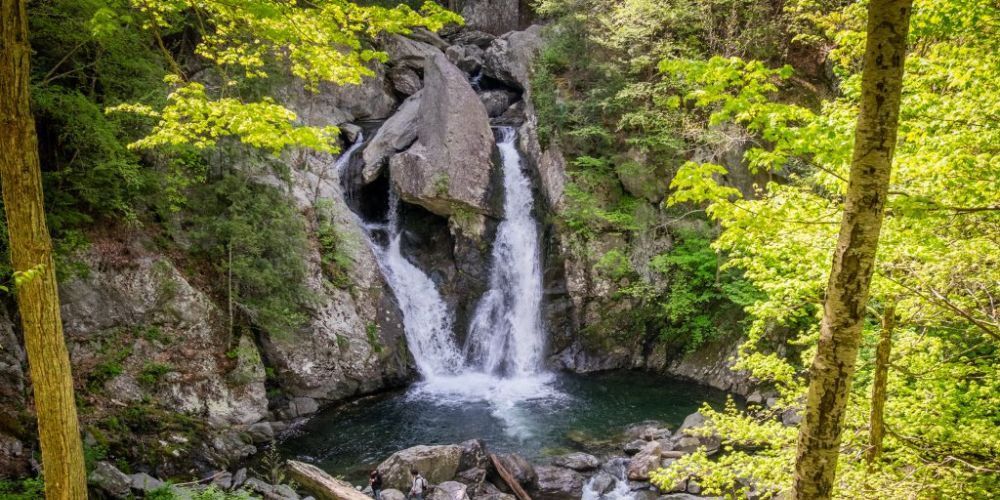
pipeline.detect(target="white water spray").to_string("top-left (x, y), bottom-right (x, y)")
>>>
top-left (463, 127), bottom-right (545, 377)
top-left (336, 127), bottom-right (559, 435)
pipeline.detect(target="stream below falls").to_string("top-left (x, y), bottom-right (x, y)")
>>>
top-left (277, 371), bottom-right (730, 485)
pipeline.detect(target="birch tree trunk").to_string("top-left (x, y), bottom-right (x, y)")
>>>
top-left (865, 301), bottom-right (896, 464)
top-left (792, 0), bottom-right (912, 497)
top-left (0, 0), bottom-right (88, 497)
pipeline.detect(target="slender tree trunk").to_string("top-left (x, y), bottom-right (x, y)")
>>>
top-left (792, 1), bottom-right (912, 498)
top-left (865, 300), bottom-right (896, 464)
top-left (0, 1), bottom-right (88, 498)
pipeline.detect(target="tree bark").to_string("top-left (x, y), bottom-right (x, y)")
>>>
top-left (0, 0), bottom-right (88, 498)
top-left (865, 300), bottom-right (896, 464)
top-left (792, 1), bottom-right (912, 498)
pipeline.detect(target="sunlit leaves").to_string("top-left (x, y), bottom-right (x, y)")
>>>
top-left (115, 0), bottom-right (461, 152)
top-left (109, 82), bottom-right (340, 153)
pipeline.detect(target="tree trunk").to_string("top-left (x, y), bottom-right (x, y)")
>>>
top-left (865, 300), bottom-right (896, 464)
top-left (792, 1), bottom-right (912, 498)
top-left (0, 1), bottom-right (88, 498)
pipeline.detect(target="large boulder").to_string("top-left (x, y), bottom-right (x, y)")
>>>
top-left (626, 441), bottom-right (663, 481)
top-left (551, 452), bottom-right (599, 472)
top-left (89, 461), bottom-right (132, 499)
top-left (363, 92), bottom-right (422, 183)
top-left (384, 34), bottom-right (443, 70)
top-left (533, 466), bottom-right (584, 500)
top-left (430, 481), bottom-right (471, 500)
top-left (483, 26), bottom-right (544, 91)
top-left (389, 53), bottom-right (496, 218)
top-left (458, 439), bottom-right (490, 470)
top-left (377, 444), bottom-right (464, 491)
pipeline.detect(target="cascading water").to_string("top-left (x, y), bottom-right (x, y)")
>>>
top-left (364, 190), bottom-right (465, 378)
top-left (463, 126), bottom-right (545, 377)
top-left (336, 126), bottom-right (559, 437)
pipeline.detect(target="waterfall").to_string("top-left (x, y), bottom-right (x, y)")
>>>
top-left (336, 126), bottom-right (557, 422)
top-left (463, 126), bottom-right (545, 377)
top-left (365, 190), bottom-right (465, 378)
top-left (582, 458), bottom-right (636, 500)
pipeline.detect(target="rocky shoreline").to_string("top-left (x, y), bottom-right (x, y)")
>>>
top-left (87, 410), bottom-right (720, 499)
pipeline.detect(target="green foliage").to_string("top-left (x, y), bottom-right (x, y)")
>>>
top-left (315, 199), bottom-right (357, 290)
top-left (183, 175), bottom-right (313, 338)
top-left (0, 477), bottom-right (45, 500)
top-left (138, 362), bottom-right (174, 386)
top-left (649, 0), bottom-right (1000, 496)
top-left (112, 0), bottom-right (461, 152)
top-left (366, 322), bottom-right (384, 354)
top-left (146, 485), bottom-right (255, 500)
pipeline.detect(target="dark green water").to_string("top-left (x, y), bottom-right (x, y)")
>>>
top-left (277, 371), bottom-right (732, 484)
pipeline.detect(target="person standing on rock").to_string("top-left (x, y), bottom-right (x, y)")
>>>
top-left (408, 468), bottom-right (429, 499)
top-left (370, 469), bottom-right (384, 500)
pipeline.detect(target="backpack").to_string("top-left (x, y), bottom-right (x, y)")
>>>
top-left (412, 475), bottom-right (428, 494)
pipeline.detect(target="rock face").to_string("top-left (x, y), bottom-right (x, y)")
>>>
top-left (451, 0), bottom-right (531, 36)
top-left (377, 444), bottom-right (464, 491)
top-left (390, 53), bottom-right (497, 218)
top-left (363, 92), bottom-right (422, 184)
top-left (483, 25), bottom-right (544, 90)
top-left (533, 466), bottom-right (585, 500)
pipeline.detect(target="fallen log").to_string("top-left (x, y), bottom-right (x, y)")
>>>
top-left (488, 453), bottom-right (532, 500)
top-left (285, 460), bottom-right (371, 500)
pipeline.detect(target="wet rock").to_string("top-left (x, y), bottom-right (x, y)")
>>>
top-left (625, 439), bottom-right (648, 455)
top-left (627, 441), bottom-right (663, 481)
top-left (483, 26), bottom-right (543, 90)
top-left (377, 444), bottom-right (464, 491)
top-left (587, 470), bottom-right (615, 495)
top-left (389, 53), bottom-right (496, 218)
top-left (341, 123), bottom-right (363, 143)
top-left (129, 472), bottom-right (165, 494)
top-left (389, 65), bottom-right (423, 96)
top-left (458, 439), bottom-right (490, 470)
top-left (363, 92), bottom-right (422, 183)
top-left (533, 465), bottom-right (584, 500)
top-left (89, 461), bottom-right (131, 499)
top-left (551, 452), bottom-right (599, 472)
top-left (479, 89), bottom-right (517, 118)
top-left (430, 481), bottom-right (471, 500)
